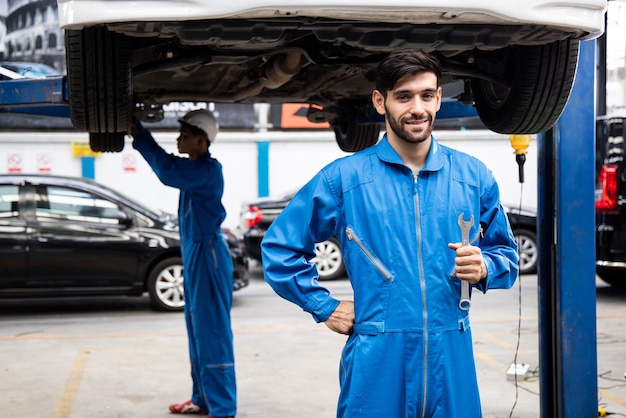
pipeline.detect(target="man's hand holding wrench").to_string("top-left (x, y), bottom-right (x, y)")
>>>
top-left (448, 213), bottom-right (487, 310)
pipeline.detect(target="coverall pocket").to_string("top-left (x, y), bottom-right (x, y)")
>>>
top-left (345, 227), bottom-right (394, 282)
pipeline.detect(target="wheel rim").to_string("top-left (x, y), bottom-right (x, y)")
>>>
top-left (313, 240), bottom-right (343, 279)
top-left (155, 264), bottom-right (185, 308)
top-left (516, 233), bottom-right (538, 274)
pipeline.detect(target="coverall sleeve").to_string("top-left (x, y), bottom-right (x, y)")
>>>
top-left (131, 121), bottom-right (222, 193)
top-left (261, 172), bottom-right (342, 323)
top-left (476, 172), bottom-right (519, 292)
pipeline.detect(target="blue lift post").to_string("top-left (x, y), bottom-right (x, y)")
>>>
top-left (537, 39), bottom-right (598, 417)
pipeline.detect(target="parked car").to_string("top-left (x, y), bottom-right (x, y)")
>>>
top-left (0, 174), bottom-right (248, 311)
top-left (504, 205), bottom-right (538, 275)
top-left (56, 1), bottom-right (606, 152)
top-left (239, 190), bottom-right (538, 279)
top-left (0, 61), bottom-right (61, 81)
top-left (595, 116), bottom-right (626, 288)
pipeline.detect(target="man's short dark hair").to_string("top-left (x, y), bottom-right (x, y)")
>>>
top-left (375, 49), bottom-right (442, 96)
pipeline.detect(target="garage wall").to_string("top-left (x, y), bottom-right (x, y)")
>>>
top-left (0, 129), bottom-right (537, 229)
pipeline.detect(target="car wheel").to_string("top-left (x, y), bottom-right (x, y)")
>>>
top-left (147, 257), bottom-right (185, 311)
top-left (596, 269), bottom-right (626, 289)
top-left (332, 113), bottom-right (381, 152)
top-left (65, 27), bottom-right (133, 136)
top-left (514, 229), bottom-right (538, 275)
top-left (89, 132), bottom-right (125, 152)
top-left (313, 238), bottom-right (346, 280)
top-left (471, 39), bottom-right (579, 134)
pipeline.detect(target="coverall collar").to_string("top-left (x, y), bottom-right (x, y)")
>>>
top-left (375, 134), bottom-right (445, 172)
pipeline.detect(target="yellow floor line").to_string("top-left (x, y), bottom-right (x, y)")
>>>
top-left (53, 350), bottom-right (90, 418)
top-left (600, 389), bottom-right (626, 409)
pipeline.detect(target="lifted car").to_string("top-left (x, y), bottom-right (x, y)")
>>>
top-left (56, 1), bottom-right (606, 152)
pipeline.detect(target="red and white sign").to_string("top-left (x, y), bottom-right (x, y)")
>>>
top-left (38, 153), bottom-right (52, 172)
top-left (122, 154), bottom-right (137, 172)
top-left (7, 153), bottom-right (22, 173)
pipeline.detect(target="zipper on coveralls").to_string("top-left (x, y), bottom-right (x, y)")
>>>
top-left (345, 228), bottom-right (392, 280)
top-left (414, 171), bottom-right (428, 418)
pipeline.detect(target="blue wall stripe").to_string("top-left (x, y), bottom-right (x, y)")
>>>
top-left (257, 140), bottom-right (270, 197)
top-left (81, 156), bottom-right (95, 179)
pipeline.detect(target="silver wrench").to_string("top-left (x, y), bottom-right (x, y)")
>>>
top-left (457, 213), bottom-right (473, 310)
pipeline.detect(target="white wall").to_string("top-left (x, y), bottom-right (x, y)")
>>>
top-left (0, 129), bottom-right (537, 229)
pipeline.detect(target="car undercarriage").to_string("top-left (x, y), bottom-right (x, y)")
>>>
top-left (66, 18), bottom-right (581, 152)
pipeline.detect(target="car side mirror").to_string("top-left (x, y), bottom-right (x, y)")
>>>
top-left (118, 210), bottom-right (133, 227)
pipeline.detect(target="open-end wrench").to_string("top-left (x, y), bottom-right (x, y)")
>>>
top-left (457, 213), bottom-right (473, 310)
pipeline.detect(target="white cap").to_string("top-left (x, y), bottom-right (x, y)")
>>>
top-left (178, 109), bottom-right (219, 142)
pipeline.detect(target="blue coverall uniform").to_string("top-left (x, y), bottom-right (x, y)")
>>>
top-left (133, 123), bottom-right (236, 417)
top-left (261, 135), bottom-right (519, 417)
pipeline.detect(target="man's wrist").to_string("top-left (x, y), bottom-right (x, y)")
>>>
top-left (480, 259), bottom-right (487, 279)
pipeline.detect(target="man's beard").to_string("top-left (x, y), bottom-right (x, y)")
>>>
top-left (386, 106), bottom-right (433, 144)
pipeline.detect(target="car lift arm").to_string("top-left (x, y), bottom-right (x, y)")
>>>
top-left (0, 76), bottom-right (70, 118)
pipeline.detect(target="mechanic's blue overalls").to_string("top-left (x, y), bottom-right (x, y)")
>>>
top-left (262, 136), bottom-right (519, 417)
top-left (132, 123), bottom-right (236, 417)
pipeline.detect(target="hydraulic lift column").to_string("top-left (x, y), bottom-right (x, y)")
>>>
top-left (537, 39), bottom-right (598, 417)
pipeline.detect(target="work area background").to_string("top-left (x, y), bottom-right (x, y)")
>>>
top-left (0, 129), bottom-right (537, 230)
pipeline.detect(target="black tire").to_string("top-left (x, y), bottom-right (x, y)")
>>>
top-left (65, 27), bottom-right (133, 134)
top-left (147, 257), bottom-right (185, 312)
top-left (471, 39), bottom-right (579, 134)
top-left (313, 238), bottom-right (346, 280)
top-left (333, 115), bottom-right (381, 152)
top-left (596, 268), bottom-right (626, 289)
top-left (89, 132), bottom-right (125, 152)
top-left (513, 229), bottom-right (538, 275)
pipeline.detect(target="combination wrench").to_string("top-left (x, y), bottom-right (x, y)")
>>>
top-left (457, 213), bottom-right (473, 310)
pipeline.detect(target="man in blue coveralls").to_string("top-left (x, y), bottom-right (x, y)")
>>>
top-left (261, 49), bottom-right (519, 417)
top-left (130, 110), bottom-right (236, 418)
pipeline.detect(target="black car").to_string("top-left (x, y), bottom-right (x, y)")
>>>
top-left (239, 191), bottom-right (538, 278)
top-left (595, 116), bottom-right (626, 288)
top-left (0, 174), bottom-right (248, 311)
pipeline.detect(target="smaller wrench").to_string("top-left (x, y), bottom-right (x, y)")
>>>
top-left (457, 213), bottom-right (473, 310)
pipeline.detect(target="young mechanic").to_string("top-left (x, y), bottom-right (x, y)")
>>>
top-left (261, 49), bottom-right (519, 417)
top-left (130, 110), bottom-right (236, 418)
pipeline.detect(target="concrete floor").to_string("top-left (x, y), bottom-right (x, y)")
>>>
top-left (0, 267), bottom-right (625, 417)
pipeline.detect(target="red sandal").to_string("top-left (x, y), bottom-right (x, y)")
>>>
top-left (169, 400), bottom-right (205, 414)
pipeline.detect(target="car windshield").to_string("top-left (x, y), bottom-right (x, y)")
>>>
top-left (0, 62), bottom-right (60, 78)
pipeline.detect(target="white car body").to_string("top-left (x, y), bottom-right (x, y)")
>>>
top-left (58, 0), bottom-right (606, 38)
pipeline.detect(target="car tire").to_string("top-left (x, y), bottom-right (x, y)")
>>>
top-left (332, 113), bottom-right (381, 152)
top-left (471, 39), bottom-right (579, 134)
top-left (65, 27), bottom-right (133, 136)
top-left (596, 269), bottom-right (626, 289)
top-left (313, 238), bottom-right (346, 280)
top-left (514, 229), bottom-right (538, 275)
top-left (147, 257), bottom-right (185, 312)
top-left (89, 132), bottom-right (126, 152)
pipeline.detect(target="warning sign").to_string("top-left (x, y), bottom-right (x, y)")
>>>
top-left (38, 153), bottom-right (52, 172)
top-left (7, 153), bottom-right (22, 173)
top-left (122, 154), bottom-right (136, 172)
top-left (71, 142), bottom-right (101, 157)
